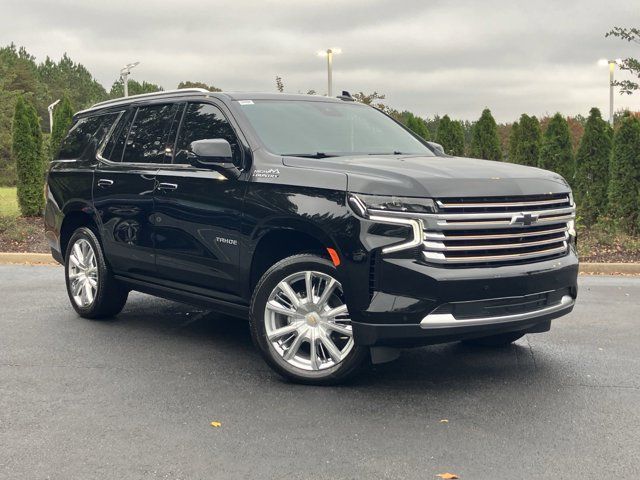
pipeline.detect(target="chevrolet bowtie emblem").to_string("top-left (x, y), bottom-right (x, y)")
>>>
top-left (511, 212), bottom-right (539, 226)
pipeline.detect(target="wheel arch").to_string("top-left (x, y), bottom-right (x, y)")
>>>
top-left (248, 219), bottom-right (342, 292)
top-left (59, 204), bottom-right (101, 262)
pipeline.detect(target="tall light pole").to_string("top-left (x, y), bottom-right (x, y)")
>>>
top-left (47, 99), bottom-right (60, 133)
top-left (598, 58), bottom-right (621, 126)
top-left (120, 62), bottom-right (140, 97)
top-left (317, 48), bottom-right (341, 97)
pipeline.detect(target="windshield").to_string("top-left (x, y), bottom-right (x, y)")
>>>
top-left (238, 100), bottom-right (434, 157)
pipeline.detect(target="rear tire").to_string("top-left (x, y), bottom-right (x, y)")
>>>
top-left (463, 331), bottom-right (525, 347)
top-left (249, 254), bottom-right (368, 385)
top-left (64, 227), bottom-right (128, 319)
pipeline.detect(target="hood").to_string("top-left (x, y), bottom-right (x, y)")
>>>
top-left (282, 154), bottom-right (570, 197)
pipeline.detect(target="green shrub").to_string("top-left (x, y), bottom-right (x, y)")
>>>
top-left (514, 114), bottom-right (541, 167)
top-left (470, 108), bottom-right (501, 160)
top-left (539, 113), bottom-right (574, 182)
top-left (574, 108), bottom-right (612, 225)
top-left (50, 96), bottom-right (73, 159)
top-left (507, 121), bottom-right (519, 163)
top-left (436, 115), bottom-right (465, 156)
top-left (607, 113), bottom-right (640, 234)
top-left (405, 112), bottom-right (430, 140)
top-left (12, 95), bottom-right (44, 216)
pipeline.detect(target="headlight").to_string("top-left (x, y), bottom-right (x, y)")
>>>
top-left (348, 193), bottom-right (436, 217)
top-left (348, 193), bottom-right (428, 254)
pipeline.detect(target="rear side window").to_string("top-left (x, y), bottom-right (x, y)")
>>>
top-left (121, 104), bottom-right (178, 164)
top-left (58, 112), bottom-right (119, 160)
top-left (174, 103), bottom-right (241, 166)
top-left (101, 110), bottom-right (134, 162)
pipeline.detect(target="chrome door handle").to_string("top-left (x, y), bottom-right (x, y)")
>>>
top-left (97, 178), bottom-right (114, 187)
top-left (157, 182), bottom-right (178, 191)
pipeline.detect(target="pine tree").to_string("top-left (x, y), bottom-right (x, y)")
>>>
top-left (50, 96), bottom-right (73, 159)
top-left (608, 113), bottom-right (640, 233)
top-left (515, 114), bottom-right (541, 167)
top-left (12, 95), bottom-right (44, 216)
top-left (508, 121), bottom-right (520, 163)
top-left (470, 108), bottom-right (501, 160)
top-left (436, 115), bottom-right (464, 156)
top-left (574, 108), bottom-right (612, 225)
top-left (539, 113), bottom-right (574, 181)
top-left (405, 112), bottom-right (430, 140)
top-left (451, 120), bottom-right (466, 156)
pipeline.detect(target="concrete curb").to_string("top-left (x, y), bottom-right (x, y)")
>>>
top-left (0, 253), bottom-right (639, 274)
top-left (578, 262), bottom-right (640, 275)
top-left (0, 252), bottom-right (58, 265)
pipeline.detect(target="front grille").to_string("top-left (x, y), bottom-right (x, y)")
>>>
top-left (422, 193), bottom-right (574, 267)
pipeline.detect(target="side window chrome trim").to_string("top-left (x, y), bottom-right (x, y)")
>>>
top-left (96, 110), bottom-right (125, 163)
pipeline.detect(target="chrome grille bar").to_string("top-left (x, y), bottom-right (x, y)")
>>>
top-left (421, 194), bottom-right (575, 266)
top-left (423, 232), bottom-right (569, 251)
top-left (423, 243), bottom-right (569, 264)
top-left (424, 225), bottom-right (568, 241)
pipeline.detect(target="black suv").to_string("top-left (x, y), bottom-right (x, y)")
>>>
top-left (45, 89), bottom-right (578, 384)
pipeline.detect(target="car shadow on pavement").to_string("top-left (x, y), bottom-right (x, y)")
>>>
top-left (110, 293), bottom-right (553, 391)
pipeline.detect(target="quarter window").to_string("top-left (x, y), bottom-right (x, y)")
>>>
top-left (174, 103), bottom-right (241, 166)
top-left (121, 104), bottom-right (179, 164)
top-left (101, 110), bottom-right (134, 162)
top-left (58, 112), bottom-right (120, 160)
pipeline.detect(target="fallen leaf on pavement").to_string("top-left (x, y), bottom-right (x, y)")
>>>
top-left (436, 473), bottom-right (459, 479)
top-left (210, 421), bottom-right (222, 428)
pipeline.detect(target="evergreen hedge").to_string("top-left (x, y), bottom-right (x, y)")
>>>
top-left (436, 115), bottom-right (465, 156)
top-left (508, 121), bottom-right (519, 163)
top-left (514, 114), bottom-right (541, 167)
top-left (50, 96), bottom-right (73, 159)
top-left (539, 113), bottom-right (574, 182)
top-left (12, 95), bottom-right (44, 216)
top-left (608, 114), bottom-right (640, 234)
top-left (574, 108), bottom-right (612, 225)
top-left (470, 108), bottom-right (501, 160)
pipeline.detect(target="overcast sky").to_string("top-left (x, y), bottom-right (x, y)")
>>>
top-left (1, 0), bottom-right (639, 122)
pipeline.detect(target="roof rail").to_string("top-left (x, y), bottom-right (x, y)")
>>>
top-left (88, 88), bottom-right (210, 110)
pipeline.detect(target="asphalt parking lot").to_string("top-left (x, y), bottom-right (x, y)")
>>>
top-left (1, 265), bottom-right (639, 479)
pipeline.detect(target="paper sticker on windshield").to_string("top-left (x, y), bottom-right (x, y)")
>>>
top-left (238, 100), bottom-right (254, 105)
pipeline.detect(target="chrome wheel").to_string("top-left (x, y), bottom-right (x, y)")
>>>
top-left (67, 238), bottom-right (98, 308)
top-left (264, 270), bottom-right (354, 372)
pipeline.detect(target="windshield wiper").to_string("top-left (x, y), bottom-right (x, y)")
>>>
top-left (283, 152), bottom-right (339, 159)
top-left (367, 151), bottom-right (405, 155)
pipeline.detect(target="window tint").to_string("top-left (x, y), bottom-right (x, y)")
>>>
top-left (121, 104), bottom-right (178, 164)
top-left (101, 110), bottom-right (134, 162)
top-left (58, 112), bottom-right (119, 160)
top-left (174, 103), bottom-right (241, 165)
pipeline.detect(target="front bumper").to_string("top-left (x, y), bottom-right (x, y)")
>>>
top-left (350, 251), bottom-right (578, 347)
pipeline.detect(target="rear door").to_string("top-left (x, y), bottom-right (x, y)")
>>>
top-left (93, 103), bottom-right (179, 277)
top-left (153, 101), bottom-right (247, 298)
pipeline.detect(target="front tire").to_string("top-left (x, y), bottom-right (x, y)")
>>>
top-left (249, 254), bottom-right (368, 385)
top-left (64, 227), bottom-right (128, 319)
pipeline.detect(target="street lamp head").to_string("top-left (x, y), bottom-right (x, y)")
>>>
top-left (120, 61), bottom-right (140, 74)
top-left (317, 48), bottom-right (342, 57)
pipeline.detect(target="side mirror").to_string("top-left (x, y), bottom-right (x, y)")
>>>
top-left (427, 141), bottom-right (446, 155)
top-left (188, 139), bottom-right (241, 179)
